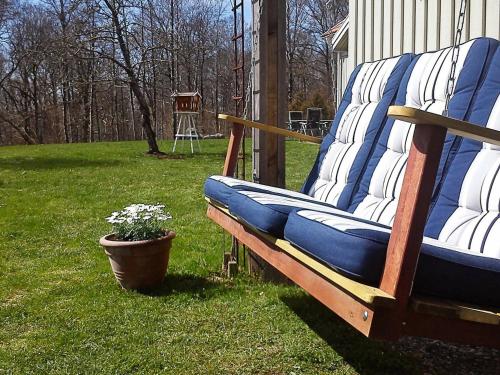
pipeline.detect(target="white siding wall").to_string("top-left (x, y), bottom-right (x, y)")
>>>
top-left (348, 0), bottom-right (500, 73)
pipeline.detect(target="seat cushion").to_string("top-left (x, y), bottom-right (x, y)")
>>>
top-left (415, 239), bottom-right (500, 307)
top-left (284, 210), bottom-right (391, 284)
top-left (204, 175), bottom-right (316, 207)
top-left (228, 191), bottom-right (345, 237)
top-left (284, 210), bottom-right (500, 306)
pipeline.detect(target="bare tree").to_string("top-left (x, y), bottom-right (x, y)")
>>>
top-left (98, 0), bottom-right (162, 154)
top-left (0, 0), bottom-right (346, 147)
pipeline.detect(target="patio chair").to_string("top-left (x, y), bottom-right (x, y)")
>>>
top-left (300, 107), bottom-right (323, 136)
top-left (287, 111), bottom-right (303, 132)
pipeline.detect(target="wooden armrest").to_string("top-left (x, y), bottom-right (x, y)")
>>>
top-left (218, 114), bottom-right (322, 144)
top-left (389, 106), bottom-right (500, 146)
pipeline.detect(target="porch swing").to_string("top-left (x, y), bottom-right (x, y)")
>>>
top-left (204, 0), bottom-right (500, 348)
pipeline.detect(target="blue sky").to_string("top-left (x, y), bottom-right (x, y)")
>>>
top-left (243, 0), bottom-right (252, 21)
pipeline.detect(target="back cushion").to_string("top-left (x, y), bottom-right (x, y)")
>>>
top-left (348, 38), bottom-right (497, 226)
top-left (301, 55), bottom-right (413, 209)
top-left (425, 47), bottom-right (499, 257)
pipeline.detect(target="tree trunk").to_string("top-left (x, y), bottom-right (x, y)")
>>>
top-left (129, 85), bottom-right (137, 139)
top-left (62, 75), bottom-right (70, 143)
top-left (105, 0), bottom-right (161, 154)
top-left (32, 65), bottom-right (43, 143)
top-left (81, 74), bottom-right (91, 143)
top-left (0, 113), bottom-right (37, 145)
top-left (129, 77), bottom-right (159, 153)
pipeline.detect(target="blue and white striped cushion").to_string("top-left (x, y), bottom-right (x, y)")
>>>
top-left (283, 41), bottom-right (500, 305)
top-left (223, 56), bottom-right (413, 235)
top-left (206, 55), bottom-right (412, 211)
top-left (425, 48), bottom-right (500, 257)
top-left (437, 126), bottom-right (499, 256)
top-left (349, 39), bottom-right (496, 226)
top-left (304, 55), bottom-right (412, 208)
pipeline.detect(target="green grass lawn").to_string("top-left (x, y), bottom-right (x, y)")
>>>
top-left (0, 139), bottom-right (421, 374)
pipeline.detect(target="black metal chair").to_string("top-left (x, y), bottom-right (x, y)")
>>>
top-left (301, 107), bottom-right (322, 136)
top-left (287, 111), bottom-right (303, 133)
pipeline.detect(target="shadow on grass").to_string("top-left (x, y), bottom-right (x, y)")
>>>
top-left (0, 156), bottom-right (123, 171)
top-left (142, 273), bottom-right (222, 299)
top-left (280, 294), bottom-right (420, 375)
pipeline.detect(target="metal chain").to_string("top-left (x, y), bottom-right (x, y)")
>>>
top-left (242, 0), bottom-right (263, 120)
top-left (444, 0), bottom-right (467, 116)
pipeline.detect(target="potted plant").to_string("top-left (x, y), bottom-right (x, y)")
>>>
top-left (99, 204), bottom-right (175, 290)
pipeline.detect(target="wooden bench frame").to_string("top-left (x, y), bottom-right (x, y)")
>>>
top-left (207, 107), bottom-right (500, 348)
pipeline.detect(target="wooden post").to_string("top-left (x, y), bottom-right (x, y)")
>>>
top-left (248, 0), bottom-right (288, 282)
top-left (252, 0), bottom-right (287, 187)
top-left (378, 124), bottom-right (447, 333)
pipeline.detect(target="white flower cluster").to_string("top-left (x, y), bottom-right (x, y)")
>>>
top-left (106, 204), bottom-right (172, 224)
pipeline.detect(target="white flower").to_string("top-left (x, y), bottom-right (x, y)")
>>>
top-left (105, 203), bottom-right (173, 241)
top-left (107, 203), bottom-right (172, 224)
top-left (157, 213), bottom-right (172, 221)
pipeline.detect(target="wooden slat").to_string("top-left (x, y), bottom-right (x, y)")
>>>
top-left (411, 296), bottom-right (500, 325)
top-left (440, 0), bottom-right (454, 48)
top-left (404, 305), bottom-right (500, 348)
top-left (349, 0), bottom-right (358, 68)
top-left (275, 238), bottom-right (396, 307)
top-left (388, 106), bottom-right (500, 145)
top-left (402, 0), bottom-right (415, 53)
top-left (218, 114), bottom-right (322, 144)
top-left (206, 198), bottom-right (395, 307)
top-left (392, 0), bottom-right (403, 55)
top-left (485, 0), bottom-right (500, 39)
top-left (414, 0), bottom-right (427, 53)
top-left (357, 0), bottom-right (365, 64)
top-left (373, 0), bottom-right (383, 60)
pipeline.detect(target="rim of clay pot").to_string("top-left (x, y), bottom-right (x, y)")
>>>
top-left (99, 230), bottom-right (176, 247)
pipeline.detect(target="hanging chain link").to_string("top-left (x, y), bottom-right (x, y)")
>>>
top-left (444, 0), bottom-right (467, 116)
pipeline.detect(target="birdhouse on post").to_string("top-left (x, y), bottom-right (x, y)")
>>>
top-left (172, 91), bottom-right (202, 153)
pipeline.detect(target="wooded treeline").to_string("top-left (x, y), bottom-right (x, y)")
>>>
top-left (0, 0), bottom-right (347, 148)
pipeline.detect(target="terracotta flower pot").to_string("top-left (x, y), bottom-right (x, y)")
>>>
top-left (99, 231), bottom-right (176, 290)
